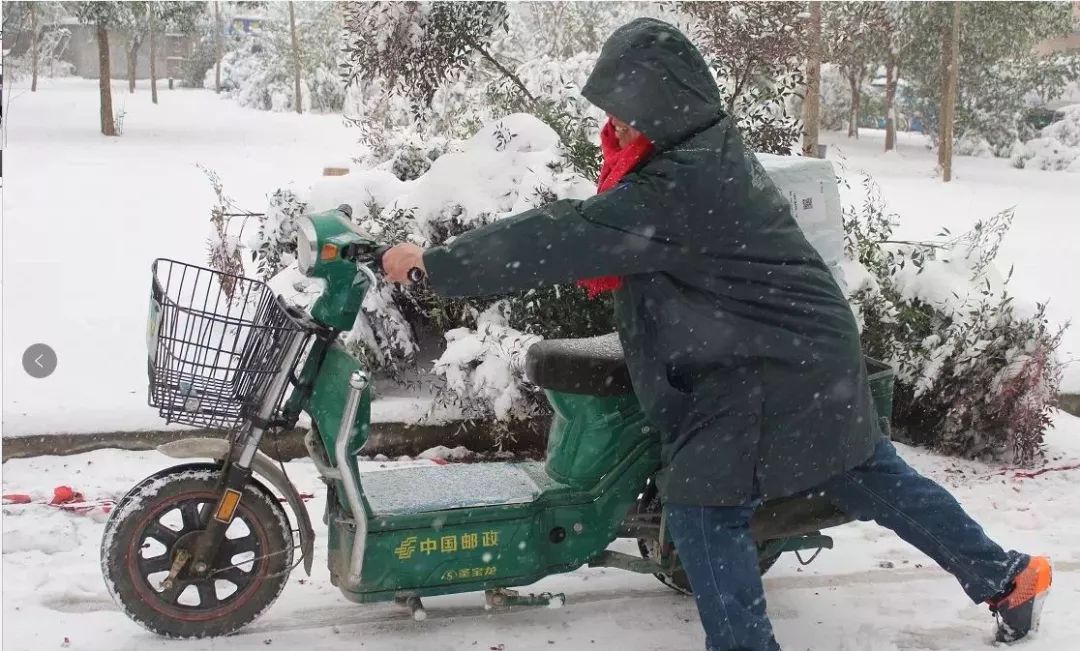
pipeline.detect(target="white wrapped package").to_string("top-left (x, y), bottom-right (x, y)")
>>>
top-left (756, 153), bottom-right (847, 293)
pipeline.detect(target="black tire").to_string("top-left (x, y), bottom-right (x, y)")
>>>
top-left (636, 538), bottom-right (785, 594)
top-left (101, 465), bottom-right (294, 638)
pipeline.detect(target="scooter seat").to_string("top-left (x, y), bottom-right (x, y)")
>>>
top-left (525, 333), bottom-right (633, 396)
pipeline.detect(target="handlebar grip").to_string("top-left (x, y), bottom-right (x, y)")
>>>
top-left (373, 245), bottom-right (426, 285)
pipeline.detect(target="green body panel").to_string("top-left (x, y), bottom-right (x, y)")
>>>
top-left (324, 391), bottom-right (660, 603)
top-left (304, 342), bottom-right (372, 457)
top-left (289, 206), bottom-right (892, 602)
top-left (544, 391), bottom-right (655, 488)
top-left (305, 209), bottom-right (374, 331)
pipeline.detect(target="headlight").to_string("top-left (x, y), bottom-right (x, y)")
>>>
top-left (296, 218), bottom-right (318, 274)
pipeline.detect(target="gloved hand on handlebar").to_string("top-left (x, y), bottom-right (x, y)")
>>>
top-left (381, 243), bottom-right (427, 285)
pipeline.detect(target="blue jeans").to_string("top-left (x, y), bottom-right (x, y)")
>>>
top-left (665, 439), bottom-right (1029, 651)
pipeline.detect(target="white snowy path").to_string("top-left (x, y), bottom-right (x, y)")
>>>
top-left (3, 413), bottom-right (1080, 651)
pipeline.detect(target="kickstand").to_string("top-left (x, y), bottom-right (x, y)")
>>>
top-left (485, 587), bottom-right (566, 610)
top-left (395, 595), bottom-right (427, 621)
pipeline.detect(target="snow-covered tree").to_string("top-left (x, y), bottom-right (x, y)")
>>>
top-left (822, 1), bottom-right (889, 140)
top-left (145, 2), bottom-right (206, 104)
top-left (342, 2), bottom-right (525, 113)
top-left (682, 1), bottom-right (808, 154)
top-left (211, 2), bottom-right (347, 112)
top-left (879, 1), bottom-right (923, 152)
top-left (801, 1), bottom-right (823, 156)
top-left (899, 2), bottom-right (1078, 159)
top-left (74, 1), bottom-right (140, 135)
top-left (2, 3), bottom-right (74, 91)
top-left (503, 1), bottom-right (669, 61)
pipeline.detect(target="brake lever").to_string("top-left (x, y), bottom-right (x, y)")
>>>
top-left (355, 264), bottom-right (379, 289)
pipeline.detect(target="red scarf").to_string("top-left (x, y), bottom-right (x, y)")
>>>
top-left (577, 119), bottom-right (654, 298)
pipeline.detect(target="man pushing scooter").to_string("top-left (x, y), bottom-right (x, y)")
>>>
top-left (381, 18), bottom-right (1050, 651)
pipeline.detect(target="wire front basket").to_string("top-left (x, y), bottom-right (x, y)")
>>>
top-left (147, 259), bottom-right (309, 431)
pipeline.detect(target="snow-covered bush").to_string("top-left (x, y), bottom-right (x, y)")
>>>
top-left (819, 65), bottom-right (852, 132)
top-left (955, 53), bottom-right (1080, 158)
top-left (844, 175), bottom-right (1065, 464)
top-left (235, 114), bottom-right (603, 416)
top-left (954, 133), bottom-right (996, 159)
top-left (207, 3), bottom-right (346, 112)
top-left (432, 303), bottom-right (543, 424)
top-left (2, 4), bottom-right (74, 83)
top-left (180, 29), bottom-right (219, 88)
top-left (1011, 105), bottom-right (1080, 172)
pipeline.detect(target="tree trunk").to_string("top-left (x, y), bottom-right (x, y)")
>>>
top-left (127, 37), bottom-right (140, 93)
top-left (214, 1), bottom-right (222, 92)
top-left (847, 70), bottom-right (860, 139)
top-left (801, 1), bottom-right (823, 157)
top-left (937, 22), bottom-right (951, 169)
top-left (150, 22), bottom-right (158, 104)
top-left (30, 3), bottom-right (39, 92)
top-left (289, 2), bottom-right (302, 114)
top-left (97, 26), bottom-right (117, 136)
top-left (941, 3), bottom-right (961, 182)
top-left (884, 53), bottom-right (897, 152)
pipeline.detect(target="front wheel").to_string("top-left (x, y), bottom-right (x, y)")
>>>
top-left (101, 465), bottom-right (294, 638)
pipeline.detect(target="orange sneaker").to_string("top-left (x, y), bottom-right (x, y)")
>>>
top-left (989, 556), bottom-right (1052, 643)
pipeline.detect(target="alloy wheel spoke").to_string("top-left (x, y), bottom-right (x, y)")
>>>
top-left (138, 553), bottom-right (173, 575)
top-left (159, 580), bottom-right (186, 605)
top-left (196, 581), bottom-right (220, 609)
top-left (179, 501), bottom-right (204, 530)
top-left (146, 521), bottom-right (180, 546)
top-left (226, 533), bottom-right (260, 555)
top-left (215, 566), bottom-right (250, 587)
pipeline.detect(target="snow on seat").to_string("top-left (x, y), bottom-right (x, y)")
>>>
top-left (361, 462), bottom-right (554, 516)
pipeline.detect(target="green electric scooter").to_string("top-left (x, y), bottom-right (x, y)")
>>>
top-left (101, 205), bottom-right (895, 638)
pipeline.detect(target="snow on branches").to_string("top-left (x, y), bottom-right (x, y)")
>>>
top-left (342, 2), bottom-right (510, 112)
top-left (682, 1), bottom-right (806, 154)
top-left (843, 174), bottom-right (1065, 464)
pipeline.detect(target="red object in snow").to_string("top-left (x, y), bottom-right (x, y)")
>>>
top-left (2, 494), bottom-right (33, 505)
top-left (50, 486), bottom-right (85, 505)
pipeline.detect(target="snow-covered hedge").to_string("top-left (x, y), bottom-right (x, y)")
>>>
top-left (206, 4), bottom-right (346, 112)
top-left (242, 114), bottom-right (605, 430)
top-left (230, 112), bottom-right (1065, 463)
top-left (843, 176), bottom-right (1065, 464)
top-left (1011, 105), bottom-right (1080, 172)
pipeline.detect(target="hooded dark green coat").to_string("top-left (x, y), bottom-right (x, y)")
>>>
top-left (424, 18), bottom-right (880, 506)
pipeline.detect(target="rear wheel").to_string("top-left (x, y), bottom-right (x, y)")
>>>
top-left (101, 466), bottom-right (294, 638)
top-left (634, 481), bottom-right (780, 595)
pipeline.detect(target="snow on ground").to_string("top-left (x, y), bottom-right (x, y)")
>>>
top-left (3, 412), bottom-right (1079, 650)
top-left (821, 129), bottom-right (1080, 392)
top-left (1, 78), bottom-right (359, 436)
